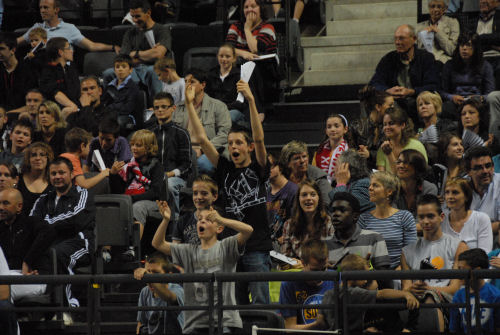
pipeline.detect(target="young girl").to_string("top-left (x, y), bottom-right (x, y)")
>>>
top-left (171, 174), bottom-right (218, 245)
top-left (313, 114), bottom-right (350, 184)
top-left (109, 129), bottom-right (164, 258)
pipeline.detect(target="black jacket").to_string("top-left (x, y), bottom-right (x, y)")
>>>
top-left (102, 79), bottom-right (144, 129)
top-left (0, 60), bottom-right (37, 110)
top-left (148, 120), bottom-right (192, 180)
top-left (466, 10), bottom-right (500, 50)
top-left (39, 61), bottom-right (80, 104)
top-left (0, 214), bottom-right (49, 270)
top-left (67, 103), bottom-right (117, 137)
top-left (30, 185), bottom-right (95, 243)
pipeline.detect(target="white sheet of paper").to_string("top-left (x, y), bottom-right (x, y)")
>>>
top-left (255, 53), bottom-right (279, 65)
top-left (269, 250), bottom-right (298, 266)
top-left (24, 41), bottom-right (44, 60)
top-left (237, 61), bottom-right (256, 102)
top-left (418, 30), bottom-right (434, 53)
top-left (92, 150), bottom-right (107, 171)
top-left (145, 30), bottom-right (155, 49)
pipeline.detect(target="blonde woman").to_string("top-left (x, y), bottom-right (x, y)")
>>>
top-left (33, 100), bottom-right (67, 156)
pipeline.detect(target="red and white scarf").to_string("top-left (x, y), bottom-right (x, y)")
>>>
top-left (315, 139), bottom-right (349, 183)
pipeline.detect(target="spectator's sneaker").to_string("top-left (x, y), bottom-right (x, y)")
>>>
top-left (63, 312), bottom-right (73, 326)
top-left (121, 247), bottom-right (135, 262)
top-left (102, 249), bottom-right (111, 263)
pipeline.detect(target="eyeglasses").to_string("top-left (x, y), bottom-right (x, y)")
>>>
top-left (153, 104), bottom-right (174, 110)
top-left (471, 162), bottom-right (493, 171)
top-left (30, 152), bottom-right (48, 158)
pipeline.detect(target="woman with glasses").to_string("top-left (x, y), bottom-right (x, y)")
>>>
top-left (18, 142), bottom-right (54, 215)
top-left (441, 32), bottom-right (495, 120)
top-left (394, 149), bottom-right (437, 219)
top-left (33, 100), bottom-right (67, 157)
top-left (442, 177), bottom-right (493, 253)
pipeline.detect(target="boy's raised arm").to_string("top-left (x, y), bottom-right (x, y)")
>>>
top-left (185, 84), bottom-right (220, 167)
top-left (237, 80), bottom-right (267, 168)
top-left (151, 200), bottom-right (173, 256)
top-left (207, 208), bottom-right (253, 247)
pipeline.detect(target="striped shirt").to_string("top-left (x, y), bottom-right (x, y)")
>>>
top-left (326, 226), bottom-right (391, 269)
top-left (358, 210), bottom-right (417, 268)
top-left (226, 21), bottom-right (277, 54)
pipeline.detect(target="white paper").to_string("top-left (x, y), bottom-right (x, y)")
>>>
top-left (418, 30), bottom-right (434, 53)
top-left (270, 250), bottom-right (298, 266)
top-left (255, 53), bottom-right (279, 65)
top-left (92, 150), bottom-right (107, 171)
top-left (145, 30), bottom-right (155, 49)
top-left (24, 41), bottom-right (44, 60)
top-left (237, 61), bottom-right (256, 102)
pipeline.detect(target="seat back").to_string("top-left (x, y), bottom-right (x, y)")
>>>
top-left (239, 310), bottom-right (284, 335)
top-left (83, 51), bottom-right (116, 76)
top-left (182, 47), bottom-right (219, 74)
top-left (94, 194), bottom-right (134, 247)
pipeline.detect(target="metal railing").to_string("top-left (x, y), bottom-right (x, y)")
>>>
top-left (1, 269), bottom-right (499, 335)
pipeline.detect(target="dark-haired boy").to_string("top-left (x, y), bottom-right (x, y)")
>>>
top-left (61, 127), bottom-right (110, 189)
top-left (449, 248), bottom-right (500, 333)
top-left (0, 33), bottom-right (36, 110)
top-left (148, 92), bottom-right (191, 221)
top-left (86, 118), bottom-right (132, 172)
top-left (134, 252), bottom-right (184, 335)
top-left (39, 37), bottom-right (80, 112)
top-left (102, 55), bottom-right (144, 132)
top-left (401, 194), bottom-right (468, 332)
top-left (0, 118), bottom-right (33, 172)
top-left (186, 79), bottom-right (272, 304)
top-left (172, 69), bottom-right (231, 175)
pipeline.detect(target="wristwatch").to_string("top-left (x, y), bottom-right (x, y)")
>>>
top-left (134, 50), bottom-right (140, 59)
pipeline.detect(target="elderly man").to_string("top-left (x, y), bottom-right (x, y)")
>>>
top-left (369, 24), bottom-right (439, 121)
top-left (416, 0), bottom-right (459, 66)
top-left (17, 0), bottom-right (118, 52)
top-left (465, 146), bottom-right (500, 243)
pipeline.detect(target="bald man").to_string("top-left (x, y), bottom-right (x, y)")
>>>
top-left (0, 188), bottom-right (50, 301)
top-left (369, 24), bottom-right (440, 121)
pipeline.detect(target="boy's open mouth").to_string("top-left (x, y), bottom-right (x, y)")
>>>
top-left (199, 227), bottom-right (205, 232)
top-left (231, 152), bottom-right (240, 158)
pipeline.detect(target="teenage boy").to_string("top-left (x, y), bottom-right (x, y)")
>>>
top-left (86, 118), bottom-right (132, 172)
top-left (154, 57), bottom-right (185, 105)
top-left (0, 33), bottom-right (36, 110)
top-left (450, 248), bottom-right (500, 333)
top-left (0, 118), bottom-right (33, 171)
top-left (148, 92), bottom-right (191, 221)
top-left (401, 194), bottom-right (468, 332)
top-left (102, 54), bottom-right (144, 132)
top-left (40, 37), bottom-right (80, 112)
top-left (279, 239), bottom-right (334, 330)
top-left (185, 79), bottom-right (272, 305)
top-left (7, 89), bottom-right (44, 125)
top-left (317, 254), bottom-right (419, 333)
top-left (152, 200), bottom-right (253, 334)
top-left (134, 252), bottom-right (184, 335)
top-left (61, 127), bottom-right (110, 189)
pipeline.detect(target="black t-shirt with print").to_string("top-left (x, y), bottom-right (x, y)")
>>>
top-left (215, 156), bottom-right (272, 252)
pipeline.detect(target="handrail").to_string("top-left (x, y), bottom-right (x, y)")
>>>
top-left (1, 269), bottom-right (499, 335)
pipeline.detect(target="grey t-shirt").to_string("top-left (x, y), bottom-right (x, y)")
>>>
top-left (137, 284), bottom-right (184, 335)
top-left (121, 23), bottom-right (172, 64)
top-left (170, 235), bottom-right (243, 334)
top-left (402, 234), bottom-right (460, 287)
top-left (320, 286), bottom-right (377, 332)
top-left (162, 77), bottom-right (185, 105)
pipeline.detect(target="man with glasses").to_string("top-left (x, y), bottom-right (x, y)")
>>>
top-left (416, 0), bottom-right (459, 67)
top-left (369, 24), bottom-right (439, 122)
top-left (465, 146), bottom-right (500, 243)
top-left (278, 239), bottom-right (334, 330)
top-left (148, 91), bottom-right (192, 222)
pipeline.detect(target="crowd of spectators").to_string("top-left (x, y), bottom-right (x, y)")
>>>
top-left (0, 0), bottom-right (500, 334)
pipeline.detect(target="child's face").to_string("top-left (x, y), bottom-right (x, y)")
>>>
top-left (218, 46), bottom-right (236, 70)
top-left (153, 98), bottom-right (175, 124)
top-left (155, 68), bottom-right (170, 82)
top-left (196, 210), bottom-right (222, 240)
top-left (192, 181), bottom-right (217, 210)
top-left (326, 116), bottom-right (347, 144)
top-left (29, 34), bottom-right (45, 48)
top-left (10, 126), bottom-right (32, 151)
top-left (131, 140), bottom-right (148, 161)
top-left (114, 62), bottom-right (133, 82)
top-left (228, 132), bottom-right (253, 167)
top-left (303, 256), bottom-right (327, 286)
top-left (81, 141), bottom-right (90, 158)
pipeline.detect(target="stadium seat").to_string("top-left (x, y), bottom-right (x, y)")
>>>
top-left (182, 46), bottom-right (219, 74)
top-left (239, 310), bottom-right (284, 335)
top-left (82, 51), bottom-right (116, 76)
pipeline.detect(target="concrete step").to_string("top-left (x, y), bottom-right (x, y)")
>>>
top-left (310, 50), bottom-right (389, 70)
top-left (329, 1), bottom-right (416, 21)
top-left (304, 68), bottom-right (375, 86)
top-left (327, 16), bottom-right (417, 35)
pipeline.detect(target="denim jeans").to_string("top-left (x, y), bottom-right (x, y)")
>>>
top-left (102, 64), bottom-right (162, 100)
top-left (197, 154), bottom-right (215, 176)
top-left (235, 251), bottom-right (271, 305)
top-left (168, 176), bottom-right (187, 221)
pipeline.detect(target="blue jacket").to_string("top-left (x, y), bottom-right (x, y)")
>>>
top-left (369, 48), bottom-right (440, 96)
